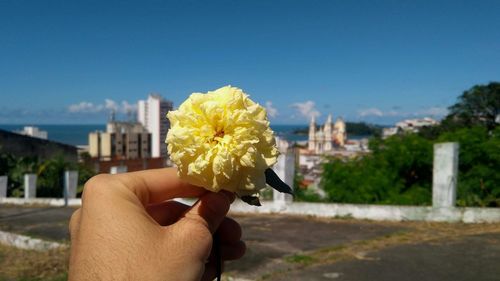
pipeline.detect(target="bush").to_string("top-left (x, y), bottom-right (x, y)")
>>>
top-left (320, 126), bottom-right (499, 207)
top-left (322, 134), bottom-right (433, 205)
top-left (438, 126), bottom-right (500, 206)
top-left (0, 152), bottom-right (96, 198)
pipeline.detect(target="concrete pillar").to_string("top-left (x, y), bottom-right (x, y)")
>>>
top-left (110, 166), bottom-right (127, 174)
top-left (273, 150), bottom-right (295, 207)
top-left (64, 171), bottom-right (78, 205)
top-left (0, 176), bottom-right (7, 198)
top-left (24, 174), bottom-right (37, 199)
top-left (432, 142), bottom-right (459, 208)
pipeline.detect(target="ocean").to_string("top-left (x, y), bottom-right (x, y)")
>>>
top-left (0, 124), bottom-right (105, 146)
top-left (0, 124), bottom-right (309, 146)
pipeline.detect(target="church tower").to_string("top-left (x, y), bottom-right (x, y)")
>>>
top-left (324, 114), bottom-right (333, 151)
top-left (333, 117), bottom-right (347, 147)
top-left (308, 115), bottom-right (316, 151)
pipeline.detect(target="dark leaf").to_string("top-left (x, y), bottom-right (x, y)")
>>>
top-left (240, 195), bottom-right (261, 206)
top-left (265, 168), bottom-right (294, 196)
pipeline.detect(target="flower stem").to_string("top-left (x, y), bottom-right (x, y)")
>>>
top-left (214, 232), bottom-right (221, 281)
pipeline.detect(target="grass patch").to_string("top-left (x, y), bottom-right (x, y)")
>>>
top-left (284, 254), bottom-right (316, 265)
top-left (13, 273), bottom-right (67, 281)
top-left (0, 244), bottom-right (68, 281)
top-left (334, 214), bottom-right (354, 220)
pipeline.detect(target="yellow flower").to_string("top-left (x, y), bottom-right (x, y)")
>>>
top-left (166, 86), bottom-right (279, 196)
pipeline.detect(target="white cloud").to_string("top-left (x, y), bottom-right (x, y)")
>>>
top-left (68, 99), bottom-right (137, 114)
top-left (104, 99), bottom-right (118, 112)
top-left (265, 101), bottom-right (278, 118)
top-left (68, 102), bottom-right (103, 113)
top-left (357, 106), bottom-right (448, 118)
top-left (415, 107), bottom-right (448, 116)
top-left (121, 101), bottom-right (137, 113)
top-left (290, 101), bottom-right (320, 119)
top-left (358, 107), bottom-right (384, 117)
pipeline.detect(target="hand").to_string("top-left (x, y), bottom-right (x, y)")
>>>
top-left (68, 168), bottom-right (245, 281)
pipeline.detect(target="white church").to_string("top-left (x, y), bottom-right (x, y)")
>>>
top-left (308, 114), bottom-right (347, 154)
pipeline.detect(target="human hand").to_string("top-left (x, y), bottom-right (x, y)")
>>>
top-left (68, 168), bottom-right (245, 281)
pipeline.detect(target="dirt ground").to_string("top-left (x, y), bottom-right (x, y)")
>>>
top-left (1, 205), bottom-right (499, 281)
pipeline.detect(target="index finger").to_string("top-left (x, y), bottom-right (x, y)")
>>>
top-left (115, 167), bottom-right (207, 205)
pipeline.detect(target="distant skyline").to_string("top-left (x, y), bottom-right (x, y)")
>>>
top-left (1, 0), bottom-right (499, 125)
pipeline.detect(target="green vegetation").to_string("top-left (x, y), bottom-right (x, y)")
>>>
top-left (323, 134), bottom-right (434, 205)
top-left (293, 173), bottom-right (324, 202)
top-left (0, 153), bottom-right (95, 198)
top-left (446, 82), bottom-right (500, 131)
top-left (0, 244), bottom-right (68, 281)
top-left (345, 122), bottom-right (383, 136)
top-left (438, 127), bottom-right (500, 206)
top-left (320, 82), bottom-right (500, 207)
top-left (284, 254), bottom-right (316, 265)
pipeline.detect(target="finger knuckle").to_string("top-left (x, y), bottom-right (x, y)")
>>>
top-left (81, 174), bottom-right (111, 200)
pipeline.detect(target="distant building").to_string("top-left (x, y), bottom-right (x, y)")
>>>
top-left (89, 121), bottom-right (151, 160)
top-left (298, 149), bottom-right (322, 171)
top-left (15, 126), bottom-right (48, 140)
top-left (0, 129), bottom-right (77, 162)
top-left (308, 114), bottom-right (347, 154)
top-left (382, 127), bottom-right (399, 138)
top-left (382, 117), bottom-right (439, 139)
top-left (344, 138), bottom-right (370, 152)
top-left (137, 94), bottom-right (173, 158)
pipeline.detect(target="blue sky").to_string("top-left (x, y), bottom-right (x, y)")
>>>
top-left (0, 0), bottom-right (499, 125)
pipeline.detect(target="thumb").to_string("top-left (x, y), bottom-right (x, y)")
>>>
top-left (180, 191), bottom-right (235, 235)
top-left (168, 191), bottom-right (235, 266)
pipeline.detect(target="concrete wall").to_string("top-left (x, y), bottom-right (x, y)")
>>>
top-left (0, 230), bottom-right (63, 251)
top-left (24, 174), bottom-right (37, 199)
top-left (1, 197), bottom-right (499, 223)
top-left (228, 201), bottom-right (500, 223)
top-left (0, 197), bottom-right (82, 207)
top-left (0, 176), bottom-right (6, 198)
top-left (2, 141), bottom-right (498, 223)
top-left (0, 129), bottom-right (77, 162)
top-left (433, 143), bottom-right (459, 207)
top-left (273, 150), bottom-right (295, 207)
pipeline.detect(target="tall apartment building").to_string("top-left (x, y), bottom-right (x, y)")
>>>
top-left (89, 121), bottom-right (151, 160)
top-left (137, 94), bottom-right (173, 158)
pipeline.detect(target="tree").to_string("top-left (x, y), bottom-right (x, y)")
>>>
top-left (37, 155), bottom-right (75, 197)
top-left (438, 126), bottom-right (500, 207)
top-left (318, 82), bottom-right (500, 207)
top-left (321, 127), bottom-right (500, 207)
top-left (77, 162), bottom-right (96, 196)
top-left (3, 154), bottom-right (39, 197)
top-left (322, 134), bottom-right (433, 205)
top-left (446, 82), bottom-right (500, 130)
top-left (1, 151), bottom-right (96, 198)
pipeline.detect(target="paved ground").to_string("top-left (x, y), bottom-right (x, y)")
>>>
top-left (270, 233), bottom-right (500, 281)
top-left (0, 206), bottom-right (74, 241)
top-left (225, 214), bottom-right (404, 280)
top-left (1, 205), bottom-right (500, 281)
